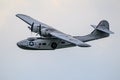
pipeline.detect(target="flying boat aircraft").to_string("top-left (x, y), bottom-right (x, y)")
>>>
top-left (16, 14), bottom-right (114, 50)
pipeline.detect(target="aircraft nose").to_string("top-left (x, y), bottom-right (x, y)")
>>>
top-left (17, 42), bottom-right (23, 48)
top-left (17, 41), bottom-right (27, 49)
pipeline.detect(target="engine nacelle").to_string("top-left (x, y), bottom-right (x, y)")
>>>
top-left (32, 26), bottom-right (39, 33)
top-left (41, 28), bottom-right (51, 37)
top-left (30, 24), bottom-right (51, 37)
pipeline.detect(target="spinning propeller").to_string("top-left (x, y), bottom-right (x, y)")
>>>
top-left (36, 24), bottom-right (42, 36)
top-left (28, 22), bottom-right (34, 32)
top-left (28, 22), bottom-right (42, 36)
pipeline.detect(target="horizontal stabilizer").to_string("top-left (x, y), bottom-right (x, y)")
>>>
top-left (91, 25), bottom-right (114, 34)
top-left (91, 25), bottom-right (97, 29)
top-left (96, 27), bottom-right (114, 34)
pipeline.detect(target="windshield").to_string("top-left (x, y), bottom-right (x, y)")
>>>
top-left (27, 38), bottom-right (35, 41)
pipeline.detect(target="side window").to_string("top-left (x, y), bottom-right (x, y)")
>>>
top-left (42, 43), bottom-right (46, 45)
top-left (61, 41), bottom-right (65, 44)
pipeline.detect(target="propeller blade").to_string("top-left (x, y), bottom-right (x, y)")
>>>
top-left (31, 22), bottom-right (34, 32)
top-left (31, 22), bottom-right (34, 27)
top-left (28, 26), bottom-right (31, 30)
top-left (39, 24), bottom-right (41, 35)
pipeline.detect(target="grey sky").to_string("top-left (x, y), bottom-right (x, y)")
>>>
top-left (0, 0), bottom-right (120, 80)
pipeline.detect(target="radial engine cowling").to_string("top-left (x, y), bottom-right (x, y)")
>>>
top-left (29, 23), bottom-right (52, 37)
top-left (40, 28), bottom-right (51, 37)
top-left (32, 26), bottom-right (39, 33)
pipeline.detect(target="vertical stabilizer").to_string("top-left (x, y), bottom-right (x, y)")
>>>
top-left (91, 20), bottom-right (114, 37)
top-left (74, 20), bottom-right (114, 42)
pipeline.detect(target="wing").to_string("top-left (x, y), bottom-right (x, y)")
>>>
top-left (16, 14), bottom-right (90, 47)
top-left (16, 14), bottom-right (50, 28)
top-left (49, 31), bottom-right (91, 47)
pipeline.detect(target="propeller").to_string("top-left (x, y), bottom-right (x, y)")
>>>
top-left (28, 22), bottom-right (35, 36)
top-left (28, 22), bottom-right (34, 32)
top-left (28, 22), bottom-right (42, 36)
top-left (31, 22), bottom-right (34, 32)
top-left (39, 24), bottom-right (41, 35)
top-left (36, 24), bottom-right (42, 36)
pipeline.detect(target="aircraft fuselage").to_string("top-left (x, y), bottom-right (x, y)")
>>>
top-left (17, 37), bottom-right (75, 50)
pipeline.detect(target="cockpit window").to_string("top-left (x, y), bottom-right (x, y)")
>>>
top-left (27, 38), bottom-right (35, 41)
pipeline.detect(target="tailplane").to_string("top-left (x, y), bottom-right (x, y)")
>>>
top-left (90, 20), bottom-right (114, 38)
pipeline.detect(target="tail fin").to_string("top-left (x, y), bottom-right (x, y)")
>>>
top-left (74, 20), bottom-right (114, 42)
top-left (90, 20), bottom-right (114, 38)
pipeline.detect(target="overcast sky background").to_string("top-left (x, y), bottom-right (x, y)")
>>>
top-left (0, 0), bottom-right (120, 80)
